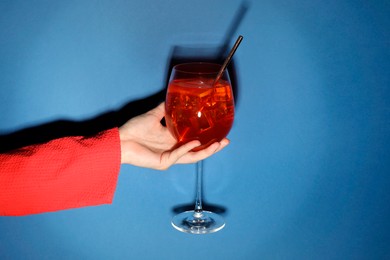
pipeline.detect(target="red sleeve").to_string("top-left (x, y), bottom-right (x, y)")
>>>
top-left (0, 128), bottom-right (121, 216)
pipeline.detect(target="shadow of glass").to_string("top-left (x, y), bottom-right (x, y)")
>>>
top-left (163, 1), bottom-right (250, 106)
top-left (172, 201), bottom-right (228, 216)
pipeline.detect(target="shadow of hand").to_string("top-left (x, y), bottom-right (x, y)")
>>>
top-left (0, 90), bottom-right (165, 153)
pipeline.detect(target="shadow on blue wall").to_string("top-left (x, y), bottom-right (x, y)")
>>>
top-left (164, 1), bottom-right (250, 106)
top-left (0, 1), bottom-right (250, 156)
top-left (0, 90), bottom-right (164, 153)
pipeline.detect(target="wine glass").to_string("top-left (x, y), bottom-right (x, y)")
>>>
top-left (165, 62), bottom-right (235, 234)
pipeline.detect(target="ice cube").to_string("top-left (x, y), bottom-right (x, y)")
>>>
top-left (197, 110), bottom-right (215, 133)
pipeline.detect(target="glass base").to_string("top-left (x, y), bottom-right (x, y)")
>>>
top-left (171, 210), bottom-right (225, 234)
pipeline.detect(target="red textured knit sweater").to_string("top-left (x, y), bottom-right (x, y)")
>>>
top-left (0, 128), bottom-right (121, 216)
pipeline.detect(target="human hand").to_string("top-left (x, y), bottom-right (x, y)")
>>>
top-left (119, 103), bottom-right (229, 170)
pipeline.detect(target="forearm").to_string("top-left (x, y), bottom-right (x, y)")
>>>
top-left (0, 128), bottom-right (121, 216)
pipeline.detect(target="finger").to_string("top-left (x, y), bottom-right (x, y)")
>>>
top-left (171, 140), bottom-right (202, 158)
top-left (159, 140), bottom-right (201, 169)
top-left (176, 139), bottom-right (230, 164)
top-left (176, 142), bottom-right (220, 164)
top-left (193, 138), bottom-right (230, 157)
top-left (194, 142), bottom-right (221, 159)
top-left (213, 138), bottom-right (230, 153)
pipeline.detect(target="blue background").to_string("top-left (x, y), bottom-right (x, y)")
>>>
top-left (1, 0), bottom-right (389, 259)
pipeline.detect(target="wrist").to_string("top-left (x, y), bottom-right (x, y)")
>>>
top-left (119, 127), bottom-right (127, 164)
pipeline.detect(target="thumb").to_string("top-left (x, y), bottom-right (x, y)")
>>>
top-left (148, 102), bottom-right (166, 119)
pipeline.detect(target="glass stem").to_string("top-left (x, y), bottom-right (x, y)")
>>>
top-left (194, 160), bottom-right (204, 217)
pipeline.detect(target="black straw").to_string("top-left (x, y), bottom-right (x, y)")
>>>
top-left (214, 35), bottom-right (243, 85)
